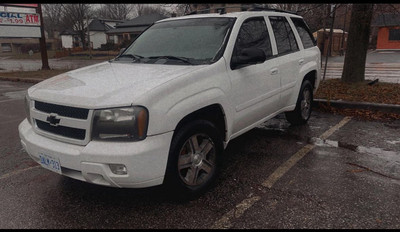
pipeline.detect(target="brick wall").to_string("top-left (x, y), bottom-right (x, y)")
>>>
top-left (377, 27), bottom-right (400, 49)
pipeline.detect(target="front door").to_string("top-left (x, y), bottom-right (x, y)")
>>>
top-left (227, 17), bottom-right (281, 135)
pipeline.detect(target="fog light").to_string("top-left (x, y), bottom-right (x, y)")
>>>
top-left (109, 164), bottom-right (127, 175)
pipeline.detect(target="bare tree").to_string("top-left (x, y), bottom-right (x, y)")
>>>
top-left (272, 4), bottom-right (329, 32)
top-left (94, 4), bottom-right (134, 20)
top-left (132, 4), bottom-right (145, 17)
top-left (133, 4), bottom-right (169, 17)
top-left (42, 4), bottom-right (64, 38)
top-left (61, 4), bottom-right (93, 50)
top-left (341, 4), bottom-right (374, 83)
top-left (162, 4), bottom-right (188, 16)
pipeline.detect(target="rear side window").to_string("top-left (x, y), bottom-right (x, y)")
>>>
top-left (291, 17), bottom-right (316, 48)
top-left (233, 17), bottom-right (273, 58)
top-left (269, 16), bottom-right (299, 55)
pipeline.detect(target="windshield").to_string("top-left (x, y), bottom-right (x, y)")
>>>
top-left (118, 17), bottom-right (235, 65)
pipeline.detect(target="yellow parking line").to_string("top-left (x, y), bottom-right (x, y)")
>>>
top-left (0, 165), bottom-right (39, 181)
top-left (212, 116), bottom-right (352, 229)
top-left (262, 116), bottom-right (352, 188)
top-left (211, 196), bottom-right (261, 229)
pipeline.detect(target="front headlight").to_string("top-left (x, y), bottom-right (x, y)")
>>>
top-left (24, 94), bottom-right (32, 124)
top-left (92, 106), bottom-right (148, 141)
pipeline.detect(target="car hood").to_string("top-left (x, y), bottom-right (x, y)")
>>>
top-left (29, 61), bottom-right (206, 108)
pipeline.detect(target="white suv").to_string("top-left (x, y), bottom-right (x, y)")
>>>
top-left (19, 10), bottom-right (320, 196)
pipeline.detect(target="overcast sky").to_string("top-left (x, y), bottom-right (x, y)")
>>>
top-left (0, 4), bottom-right (176, 16)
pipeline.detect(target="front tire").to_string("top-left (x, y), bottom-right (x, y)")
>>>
top-left (285, 80), bottom-right (313, 125)
top-left (164, 120), bottom-right (223, 199)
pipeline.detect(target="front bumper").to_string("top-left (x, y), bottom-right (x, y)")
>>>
top-left (18, 119), bottom-right (174, 188)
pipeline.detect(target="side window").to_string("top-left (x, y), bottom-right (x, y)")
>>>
top-left (291, 17), bottom-right (316, 49)
top-left (269, 16), bottom-right (299, 55)
top-left (232, 17), bottom-right (273, 59)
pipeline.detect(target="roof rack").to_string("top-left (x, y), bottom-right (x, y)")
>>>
top-left (248, 6), bottom-right (298, 15)
top-left (185, 4), bottom-right (298, 16)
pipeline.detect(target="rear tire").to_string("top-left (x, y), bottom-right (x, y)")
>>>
top-left (164, 120), bottom-right (223, 200)
top-left (285, 80), bottom-right (313, 125)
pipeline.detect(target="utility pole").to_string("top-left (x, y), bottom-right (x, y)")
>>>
top-left (37, 3), bottom-right (50, 70)
top-left (323, 4), bottom-right (337, 81)
top-left (340, 4), bottom-right (348, 56)
top-left (86, 16), bottom-right (92, 59)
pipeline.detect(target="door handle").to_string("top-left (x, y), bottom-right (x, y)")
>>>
top-left (270, 68), bottom-right (278, 75)
top-left (298, 59), bottom-right (304, 65)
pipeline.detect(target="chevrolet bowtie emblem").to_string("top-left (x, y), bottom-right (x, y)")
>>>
top-left (46, 113), bottom-right (61, 126)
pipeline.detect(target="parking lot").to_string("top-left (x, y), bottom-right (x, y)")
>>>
top-left (1, 80), bottom-right (400, 229)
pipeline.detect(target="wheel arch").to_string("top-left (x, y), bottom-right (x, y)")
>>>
top-left (173, 104), bottom-right (227, 143)
top-left (303, 70), bottom-right (317, 90)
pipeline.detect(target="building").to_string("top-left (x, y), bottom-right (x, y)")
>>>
top-left (373, 13), bottom-right (400, 50)
top-left (106, 13), bottom-right (168, 45)
top-left (60, 29), bottom-right (80, 49)
top-left (88, 19), bottom-right (123, 49)
top-left (0, 32), bottom-right (59, 54)
top-left (59, 19), bottom-right (123, 50)
top-left (314, 29), bottom-right (348, 56)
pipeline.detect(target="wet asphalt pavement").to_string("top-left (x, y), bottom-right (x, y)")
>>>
top-left (1, 80), bottom-right (400, 229)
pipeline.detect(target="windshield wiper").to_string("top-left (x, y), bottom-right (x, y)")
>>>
top-left (147, 55), bottom-right (194, 65)
top-left (115, 54), bottom-right (144, 61)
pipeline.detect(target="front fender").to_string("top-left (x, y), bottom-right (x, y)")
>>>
top-left (148, 87), bottom-right (232, 137)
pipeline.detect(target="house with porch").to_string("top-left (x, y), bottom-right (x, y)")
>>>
top-left (106, 13), bottom-right (168, 46)
top-left (60, 18), bottom-right (123, 49)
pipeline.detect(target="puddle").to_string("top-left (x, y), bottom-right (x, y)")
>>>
top-left (258, 118), bottom-right (291, 132)
top-left (311, 137), bottom-right (400, 156)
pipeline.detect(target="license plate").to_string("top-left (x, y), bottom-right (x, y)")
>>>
top-left (39, 153), bottom-right (62, 174)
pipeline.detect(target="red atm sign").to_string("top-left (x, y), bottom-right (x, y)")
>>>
top-left (3, 4), bottom-right (38, 8)
top-left (0, 12), bottom-right (40, 26)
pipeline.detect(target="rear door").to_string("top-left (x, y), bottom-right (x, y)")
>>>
top-left (268, 16), bottom-right (303, 109)
top-left (290, 17), bottom-right (321, 88)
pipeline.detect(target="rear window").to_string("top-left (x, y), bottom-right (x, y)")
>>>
top-left (269, 16), bottom-right (299, 55)
top-left (291, 17), bottom-right (316, 49)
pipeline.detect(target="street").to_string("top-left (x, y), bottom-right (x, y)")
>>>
top-left (0, 80), bottom-right (399, 229)
top-left (321, 50), bottom-right (400, 84)
top-left (0, 57), bottom-right (102, 72)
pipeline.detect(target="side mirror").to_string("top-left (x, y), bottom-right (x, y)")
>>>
top-left (231, 47), bottom-right (266, 70)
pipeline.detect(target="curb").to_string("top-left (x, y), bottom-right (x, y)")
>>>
top-left (0, 76), bottom-right (42, 83)
top-left (313, 99), bottom-right (400, 114)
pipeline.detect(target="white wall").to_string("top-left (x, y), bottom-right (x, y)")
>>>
top-left (61, 35), bottom-right (73, 49)
top-left (90, 31), bottom-right (106, 49)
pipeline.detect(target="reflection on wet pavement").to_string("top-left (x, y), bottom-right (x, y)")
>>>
top-left (311, 137), bottom-right (399, 157)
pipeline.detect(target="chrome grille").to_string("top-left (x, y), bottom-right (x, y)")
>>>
top-left (36, 120), bottom-right (86, 140)
top-left (35, 101), bottom-right (89, 119)
top-left (31, 100), bottom-right (93, 145)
